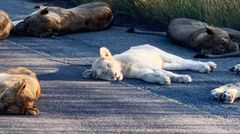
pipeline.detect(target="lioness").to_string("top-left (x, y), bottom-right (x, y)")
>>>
top-left (210, 64), bottom-right (240, 104)
top-left (127, 18), bottom-right (240, 58)
top-left (168, 18), bottom-right (240, 55)
top-left (0, 67), bottom-right (41, 115)
top-left (83, 44), bottom-right (216, 85)
top-left (211, 82), bottom-right (240, 104)
top-left (0, 10), bottom-right (13, 40)
top-left (12, 2), bottom-right (113, 37)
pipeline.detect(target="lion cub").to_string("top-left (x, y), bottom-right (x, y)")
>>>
top-left (83, 44), bottom-right (216, 85)
top-left (0, 10), bottom-right (13, 40)
top-left (0, 67), bottom-right (41, 115)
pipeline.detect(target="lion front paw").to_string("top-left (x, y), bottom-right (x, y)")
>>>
top-left (230, 64), bottom-right (240, 74)
top-left (221, 90), bottom-right (236, 104)
top-left (25, 107), bottom-right (40, 116)
top-left (158, 76), bottom-right (171, 85)
top-left (200, 62), bottom-right (217, 73)
top-left (211, 86), bottom-right (238, 104)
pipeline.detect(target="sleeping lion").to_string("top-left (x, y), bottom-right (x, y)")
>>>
top-left (0, 10), bottom-right (13, 40)
top-left (83, 44), bottom-right (217, 85)
top-left (211, 64), bottom-right (240, 104)
top-left (12, 2), bottom-right (113, 37)
top-left (128, 18), bottom-right (240, 58)
top-left (168, 18), bottom-right (240, 57)
top-left (0, 67), bottom-right (41, 115)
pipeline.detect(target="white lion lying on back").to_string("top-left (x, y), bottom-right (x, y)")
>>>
top-left (83, 44), bottom-right (217, 85)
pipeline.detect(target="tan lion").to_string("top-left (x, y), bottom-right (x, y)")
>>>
top-left (211, 64), bottom-right (240, 104)
top-left (12, 2), bottom-right (113, 37)
top-left (0, 67), bottom-right (41, 115)
top-left (128, 18), bottom-right (240, 58)
top-left (83, 44), bottom-right (216, 85)
top-left (168, 18), bottom-right (240, 56)
top-left (0, 10), bottom-right (13, 40)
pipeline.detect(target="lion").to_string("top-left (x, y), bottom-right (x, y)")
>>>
top-left (12, 2), bottom-right (113, 37)
top-left (0, 10), bottom-right (13, 40)
top-left (211, 82), bottom-right (240, 104)
top-left (0, 67), bottom-right (41, 115)
top-left (128, 18), bottom-right (240, 58)
top-left (211, 64), bottom-right (240, 104)
top-left (168, 18), bottom-right (240, 56)
top-left (83, 44), bottom-right (217, 85)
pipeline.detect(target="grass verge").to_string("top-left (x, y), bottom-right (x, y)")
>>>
top-left (73, 0), bottom-right (240, 30)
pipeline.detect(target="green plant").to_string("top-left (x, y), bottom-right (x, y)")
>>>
top-left (74, 0), bottom-right (240, 30)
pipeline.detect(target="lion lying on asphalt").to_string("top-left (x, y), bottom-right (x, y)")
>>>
top-left (83, 44), bottom-right (216, 85)
top-left (12, 2), bottom-right (113, 37)
top-left (0, 10), bottom-right (13, 40)
top-left (211, 64), bottom-right (240, 104)
top-left (128, 18), bottom-right (240, 58)
top-left (0, 67), bottom-right (41, 115)
top-left (211, 82), bottom-right (240, 104)
top-left (168, 18), bottom-right (240, 56)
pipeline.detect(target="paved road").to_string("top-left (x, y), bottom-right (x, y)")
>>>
top-left (0, 0), bottom-right (240, 133)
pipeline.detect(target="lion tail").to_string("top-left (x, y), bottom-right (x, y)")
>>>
top-left (127, 28), bottom-right (167, 37)
top-left (194, 51), bottom-right (240, 58)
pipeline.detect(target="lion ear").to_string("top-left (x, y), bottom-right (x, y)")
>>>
top-left (206, 26), bottom-right (215, 35)
top-left (40, 8), bottom-right (49, 15)
top-left (14, 80), bottom-right (27, 94)
top-left (34, 5), bottom-right (41, 9)
top-left (83, 69), bottom-right (93, 78)
top-left (100, 47), bottom-right (112, 59)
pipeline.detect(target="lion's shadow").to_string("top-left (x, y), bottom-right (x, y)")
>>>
top-left (38, 64), bottom-right (92, 81)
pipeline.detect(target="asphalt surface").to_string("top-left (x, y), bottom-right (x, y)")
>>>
top-left (0, 0), bottom-right (240, 133)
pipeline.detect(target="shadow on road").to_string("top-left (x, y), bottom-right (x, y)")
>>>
top-left (38, 64), bottom-right (92, 81)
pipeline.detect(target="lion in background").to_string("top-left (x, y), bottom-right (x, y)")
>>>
top-left (0, 10), bottom-right (13, 40)
top-left (168, 18), bottom-right (240, 56)
top-left (83, 44), bottom-right (216, 85)
top-left (12, 2), bottom-right (113, 37)
top-left (128, 18), bottom-right (240, 58)
top-left (0, 67), bottom-right (41, 115)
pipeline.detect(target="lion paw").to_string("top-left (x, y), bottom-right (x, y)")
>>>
top-left (26, 107), bottom-right (40, 116)
top-left (230, 64), bottom-right (240, 74)
top-left (172, 75), bottom-right (192, 83)
top-left (221, 90), bottom-right (236, 104)
top-left (211, 86), bottom-right (238, 104)
top-left (158, 76), bottom-right (171, 85)
top-left (200, 62), bottom-right (217, 73)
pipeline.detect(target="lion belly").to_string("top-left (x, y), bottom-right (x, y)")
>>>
top-left (115, 45), bottom-right (164, 70)
top-left (62, 2), bottom-right (113, 33)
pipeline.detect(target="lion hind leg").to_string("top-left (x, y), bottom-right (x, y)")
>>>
top-left (163, 60), bottom-right (217, 73)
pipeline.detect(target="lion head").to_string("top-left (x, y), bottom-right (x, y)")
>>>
top-left (13, 6), bottom-right (61, 37)
top-left (0, 77), bottom-right (40, 116)
top-left (83, 47), bottom-right (123, 81)
top-left (0, 10), bottom-right (13, 40)
top-left (201, 26), bottom-right (239, 55)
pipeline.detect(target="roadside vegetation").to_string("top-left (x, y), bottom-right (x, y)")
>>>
top-left (71, 0), bottom-right (240, 30)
